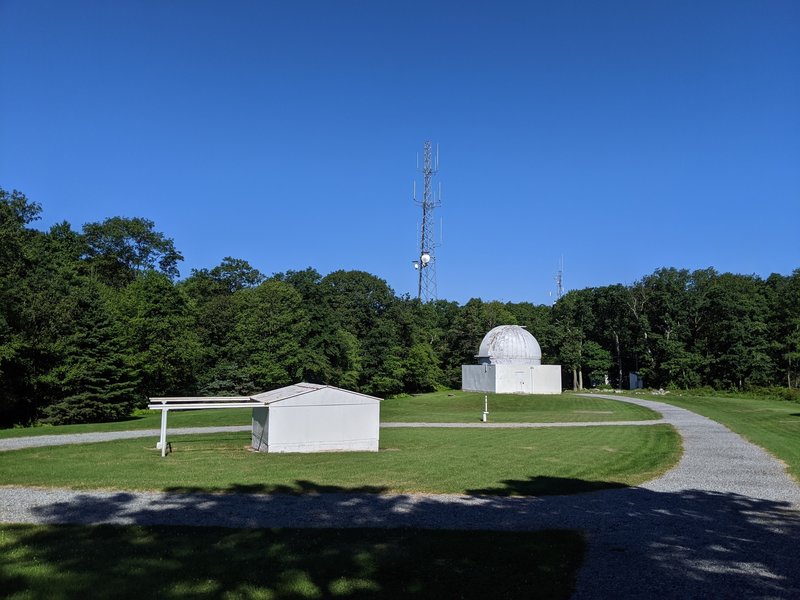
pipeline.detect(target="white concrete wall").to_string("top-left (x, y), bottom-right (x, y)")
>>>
top-left (494, 365), bottom-right (528, 394)
top-left (531, 365), bottom-right (562, 394)
top-left (462, 365), bottom-right (497, 393)
top-left (462, 364), bottom-right (562, 394)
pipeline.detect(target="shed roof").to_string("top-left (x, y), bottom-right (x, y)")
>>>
top-left (250, 383), bottom-right (382, 405)
top-left (151, 383), bottom-right (382, 409)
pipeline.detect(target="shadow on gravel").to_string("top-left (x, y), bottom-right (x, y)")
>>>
top-left (27, 480), bottom-right (800, 598)
top-left (467, 476), bottom-right (628, 496)
top-left (566, 487), bottom-right (800, 599)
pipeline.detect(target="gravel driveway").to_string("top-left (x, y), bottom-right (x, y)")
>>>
top-left (1, 394), bottom-right (799, 598)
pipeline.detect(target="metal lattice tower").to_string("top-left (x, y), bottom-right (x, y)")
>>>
top-left (412, 141), bottom-right (441, 301)
top-left (555, 256), bottom-right (564, 300)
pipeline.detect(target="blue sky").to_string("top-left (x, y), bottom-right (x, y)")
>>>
top-left (1, 1), bottom-right (798, 305)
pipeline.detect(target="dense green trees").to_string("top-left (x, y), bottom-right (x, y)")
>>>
top-left (83, 217), bottom-right (183, 286)
top-left (114, 271), bottom-right (200, 397)
top-left (768, 271), bottom-right (800, 388)
top-left (1, 186), bottom-right (798, 427)
top-left (1, 189), bottom-right (45, 426)
top-left (40, 280), bottom-right (140, 424)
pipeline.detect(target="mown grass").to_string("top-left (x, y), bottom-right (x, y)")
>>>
top-left (381, 391), bottom-right (659, 422)
top-left (630, 392), bottom-right (800, 482)
top-left (0, 392), bottom-right (659, 439)
top-left (0, 426), bottom-right (680, 496)
top-left (0, 524), bottom-right (585, 600)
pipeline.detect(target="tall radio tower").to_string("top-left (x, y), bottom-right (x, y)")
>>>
top-left (555, 256), bottom-right (564, 301)
top-left (412, 141), bottom-right (441, 301)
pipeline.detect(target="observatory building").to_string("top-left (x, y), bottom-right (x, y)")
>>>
top-left (462, 325), bottom-right (562, 394)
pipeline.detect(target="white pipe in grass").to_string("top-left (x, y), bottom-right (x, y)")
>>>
top-left (159, 408), bottom-right (168, 457)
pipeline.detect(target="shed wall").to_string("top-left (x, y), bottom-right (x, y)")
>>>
top-left (251, 407), bottom-right (269, 451)
top-left (253, 399), bottom-right (380, 453)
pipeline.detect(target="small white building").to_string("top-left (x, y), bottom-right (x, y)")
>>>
top-left (251, 383), bottom-right (381, 453)
top-left (462, 325), bottom-right (562, 394)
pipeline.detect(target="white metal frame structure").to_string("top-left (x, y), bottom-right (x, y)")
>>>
top-left (148, 396), bottom-right (260, 457)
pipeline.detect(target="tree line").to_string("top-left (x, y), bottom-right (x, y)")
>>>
top-left (2, 188), bottom-right (798, 427)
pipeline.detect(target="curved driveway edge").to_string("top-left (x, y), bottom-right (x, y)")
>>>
top-left (1, 394), bottom-right (799, 598)
top-left (582, 393), bottom-right (800, 505)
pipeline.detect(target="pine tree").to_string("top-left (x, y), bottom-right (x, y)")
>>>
top-left (42, 282), bottom-right (141, 424)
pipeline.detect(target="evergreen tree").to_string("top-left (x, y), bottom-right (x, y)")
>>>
top-left (41, 282), bottom-right (140, 424)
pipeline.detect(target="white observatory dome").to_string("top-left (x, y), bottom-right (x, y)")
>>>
top-left (476, 325), bottom-right (542, 366)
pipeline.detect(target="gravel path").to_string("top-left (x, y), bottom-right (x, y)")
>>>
top-left (1, 394), bottom-right (799, 598)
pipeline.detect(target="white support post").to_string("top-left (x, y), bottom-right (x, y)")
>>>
top-left (159, 408), bottom-right (168, 457)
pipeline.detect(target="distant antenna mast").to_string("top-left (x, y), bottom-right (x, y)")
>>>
top-left (555, 256), bottom-right (564, 300)
top-left (411, 141), bottom-right (441, 301)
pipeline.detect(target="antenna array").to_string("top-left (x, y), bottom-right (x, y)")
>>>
top-left (412, 141), bottom-right (441, 301)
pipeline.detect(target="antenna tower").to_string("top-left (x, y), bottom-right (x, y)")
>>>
top-left (412, 140), bottom-right (441, 301)
top-left (555, 256), bottom-right (564, 301)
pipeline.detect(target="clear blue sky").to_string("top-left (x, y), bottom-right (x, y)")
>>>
top-left (2, 1), bottom-right (798, 305)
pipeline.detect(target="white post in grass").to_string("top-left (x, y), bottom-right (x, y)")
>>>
top-left (482, 395), bottom-right (488, 422)
top-left (159, 408), bottom-right (168, 457)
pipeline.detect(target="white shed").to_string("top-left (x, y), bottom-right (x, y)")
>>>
top-left (251, 383), bottom-right (381, 453)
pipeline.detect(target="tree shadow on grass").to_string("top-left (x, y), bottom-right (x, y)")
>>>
top-left (2, 481), bottom-right (583, 600)
top-left (0, 523), bottom-right (584, 600)
top-left (12, 479), bottom-right (800, 599)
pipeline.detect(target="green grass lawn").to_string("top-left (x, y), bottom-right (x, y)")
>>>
top-left (627, 392), bottom-right (800, 483)
top-left (0, 426), bottom-right (680, 496)
top-left (0, 391), bottom-right (659, 440)
top-left (0, 524), bottom-right (584, 600)
top-left (381, 390), bottom-right (660, 422)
